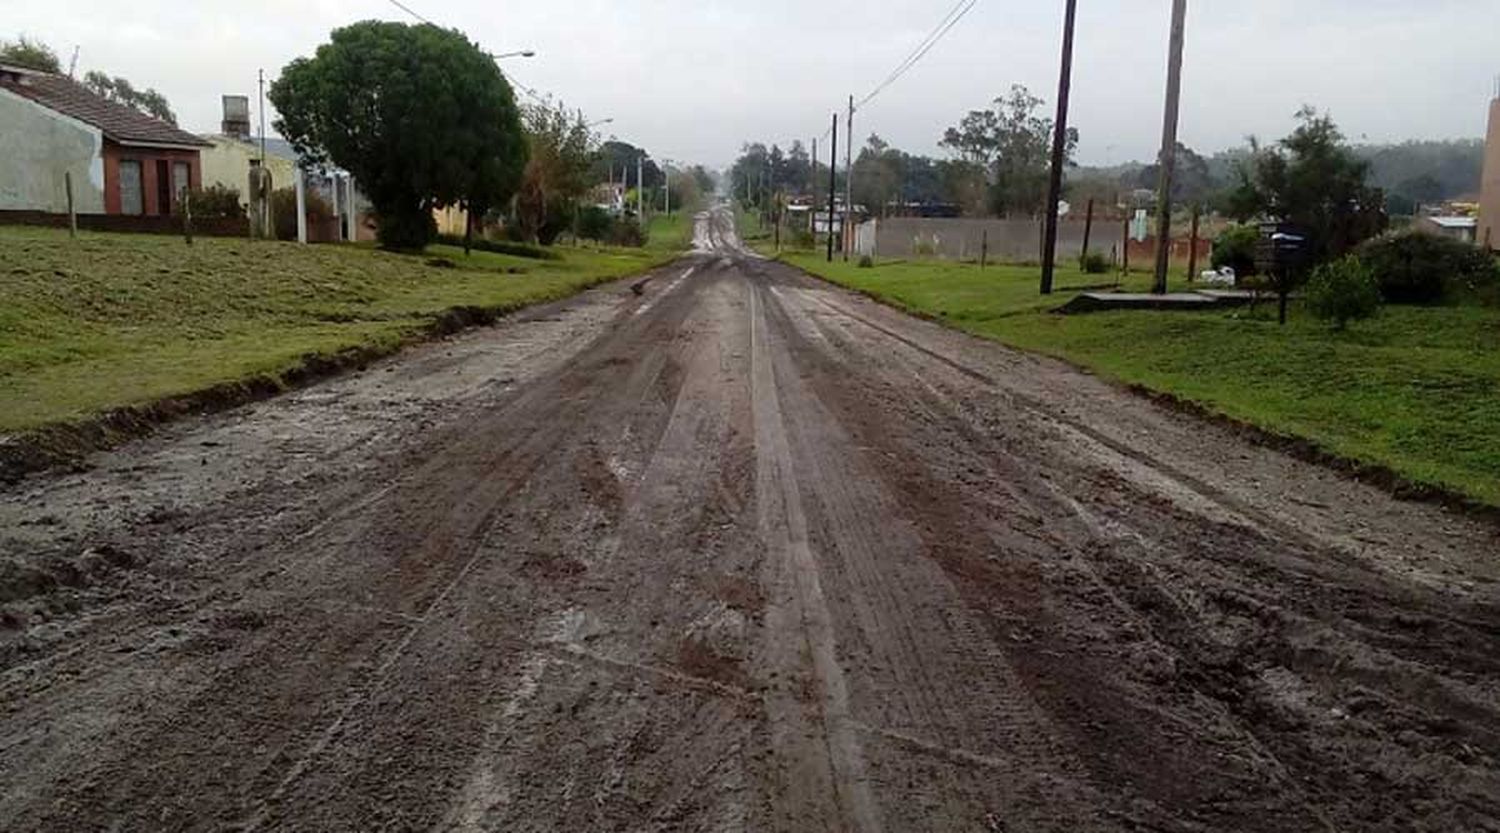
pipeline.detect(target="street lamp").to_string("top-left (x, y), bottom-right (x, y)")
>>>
top-left (492, 50), bottom-right (536, 60)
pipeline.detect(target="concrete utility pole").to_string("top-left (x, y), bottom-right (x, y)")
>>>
top-left (844, 94), bottom-right (855, 260)
top-left (827, 113), bottom-right (838, 263)
top-left (637, 155), bottom-right (644, 220)
top-left (663, 160), bottom-right (670, 216)
top-left (1040, 0), bottom-right (1078, 295)
top-left (294, 168), bottom-right (308, 244)
top-left (1152, 0), bottom-right (1189, 295)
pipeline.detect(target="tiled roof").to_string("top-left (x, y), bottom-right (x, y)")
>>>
top-left (0, 65), bottom-right (209, 149)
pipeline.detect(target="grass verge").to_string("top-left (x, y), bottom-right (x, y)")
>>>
top-left (782, 250), bottom-right (1500, 508)
top-left (0, 227), bottom-right (681, 452)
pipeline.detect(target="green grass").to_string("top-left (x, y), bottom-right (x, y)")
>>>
top-left (784, 251), bottom-right (1500, 507)
top-left (646, 211), bottom-right (695, 253)
top-left (0, 227), bottom-right (681, 433)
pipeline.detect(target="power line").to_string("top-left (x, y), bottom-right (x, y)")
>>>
top-left (384, 0), bottom-right (434, 25)
top-left (856, 0), bottom-right (978, 111)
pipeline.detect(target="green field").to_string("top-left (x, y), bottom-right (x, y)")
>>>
top-left (0, 227), bottom-right (679, 433)
top-left (783, 251), bottom-right (1500, 507)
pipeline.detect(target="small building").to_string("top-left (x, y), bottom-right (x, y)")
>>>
top-left (200, 95), bottom-right (299, 207)
top-left (0, 63), bottom-right (208, 216)
top-left (1416, 216), bottom-right (1479, 244)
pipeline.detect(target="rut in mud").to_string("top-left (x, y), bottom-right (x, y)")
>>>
top-left (2, 208), bottom-right (1499, 831)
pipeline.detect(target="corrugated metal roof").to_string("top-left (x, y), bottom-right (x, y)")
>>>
top-left (0, 65), bottom-right (209, 149)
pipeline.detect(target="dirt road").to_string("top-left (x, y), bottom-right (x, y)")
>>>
top-left (3, 208), bottom-right (1499, 831)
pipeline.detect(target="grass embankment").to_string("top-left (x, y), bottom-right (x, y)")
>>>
top-left (783, 251), bottom-right (1500, 507)
top-left (0, 227), bottom-right (680, 434)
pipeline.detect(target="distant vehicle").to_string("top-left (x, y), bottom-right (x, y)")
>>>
top-left (1200, 266), bottom-right (1236, 286)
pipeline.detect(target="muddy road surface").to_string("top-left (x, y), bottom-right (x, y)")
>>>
top-left (4, 208), bottom-right (1500, 832)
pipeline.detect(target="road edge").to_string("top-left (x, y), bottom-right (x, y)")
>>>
top-left (776, 255), bottom-right (1500, 525)
top-left (0, 256), bottom-right (689, 485)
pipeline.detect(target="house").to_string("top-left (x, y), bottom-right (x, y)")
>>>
top-left (0, 63), bottom-right (208, 216)
top-left (1415, 216), bottom-right (1479, 244)
top-left (1481, 91), bottom-right (1500, 251)
top-left (200, 95), bottom-right (298, 206)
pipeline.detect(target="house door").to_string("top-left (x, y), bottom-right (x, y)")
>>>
top-left (119, 161), bottom-right (143, 215)
top-left (155, 160), bottom-right (171, 215)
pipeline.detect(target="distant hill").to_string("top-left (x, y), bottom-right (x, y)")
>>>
top-left (1077, 138), bottom-right (1484, 206)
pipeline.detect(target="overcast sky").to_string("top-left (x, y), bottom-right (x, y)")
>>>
top-left (9, 1), bottom-right (1496, 169)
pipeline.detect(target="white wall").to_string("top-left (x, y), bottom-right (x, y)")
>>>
top-left (0, 87), bottom-right (105, 213)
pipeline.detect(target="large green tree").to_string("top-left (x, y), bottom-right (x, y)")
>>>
top-left (270, 21), bottom-right (527, 249)
top-left (0, 35), bottom-right (60, 72)
top-left (514, 101), bottom-right (600, 244)
top-left (941, 84), bottom-right (1077, 217)
top-left (1227, 107), bottom-right (1386, 263)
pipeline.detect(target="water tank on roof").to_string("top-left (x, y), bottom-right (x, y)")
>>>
top-left (222, 95), bottom-right (250, 140)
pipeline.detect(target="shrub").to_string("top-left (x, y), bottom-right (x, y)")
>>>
top-left (609, 217), bottom-right (646, 248)
top-left (1078, 251), bottom-right (1110, 274)
top-left (181, 184), bottom-right (245, 219)
top-left (858, 255), bottom-right (875, 269)
top-left (1357, 231), bottom-right (1499, 304)
top-left (1211, 224), bottom-right (1259, 277)
top-left (1306, 255), bottom-right (1381, 330)
top-left (269, 186), bottom-right (333, 241)
top-left (577, 206), bottom-right (612, 242)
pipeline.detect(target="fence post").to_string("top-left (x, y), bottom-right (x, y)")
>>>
top-left (182, 187), bottom-right (194, 245)
top-left (65, 172), bottom-right (77, 239)
top-left (980, 228), bottom-right (988, 269)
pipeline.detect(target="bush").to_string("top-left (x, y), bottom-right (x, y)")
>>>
top-left (609, 217), bottom-right (646, 248)
top-left (1357, 232), bottom-right (1500, 304)
top-left (1211, 224), bottom-right (1259, 277)
top-left (269, 186), bottom-right (333, 241)
top-left (1078, 251), bottom-right (1110, 274)
top-left (433, 234), bottom-right (559, 260)
top-left (577, 206), bottom-right (612, 242)
top-left (858, 255), bottom-right (875, 269)
top-left (1306, 255), bottom-right (1381, 330)
top-left (181, 184), bottom-right (244, 219)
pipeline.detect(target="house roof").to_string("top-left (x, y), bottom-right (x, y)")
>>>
top-left (0, 64), bottom-right (209, 149)
top-left (204, 133), bottom-right (300, 162)
top-left (1428, 216), bottom-right (1478, 229)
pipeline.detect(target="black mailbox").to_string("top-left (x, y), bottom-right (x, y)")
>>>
top-left (1254, 222), bottom-right (1309, 275)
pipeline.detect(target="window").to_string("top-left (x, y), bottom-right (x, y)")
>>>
top-left (119, 160), bottom-right (143, 215)
top-left (173, 162), bottom-right (190, 205)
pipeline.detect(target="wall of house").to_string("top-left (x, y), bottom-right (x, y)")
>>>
top-left (1481, 97), bottom-right (1500, 251)
top-left (0, 87), bottom-right (106, 213)
top-left (200, 136), bottom-right (296, 205)
top-left (102, 143), bottom-right (201, 216)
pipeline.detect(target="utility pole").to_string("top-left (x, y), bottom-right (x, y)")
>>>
top-left (827, 113), bottom-right (838, 263)
top-left (1187, 204), bottom-right (1201, 281)
top-left (637, 154), bottom-right (644, 220)
top-left (663, 160), bottom-right (670, 216)
top-left (844, 94), bottom-right (855, 261)
top-left (1039, 0), bottom-right (1078, 295)
top-left (1152, 0), bottom-right (1189, 295)
top-left (1081, 197), bottom-right (1095, 263)
top-left (257, 69), bottom-right (267, 166)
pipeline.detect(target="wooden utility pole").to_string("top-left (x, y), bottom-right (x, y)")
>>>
top-left (1186, 205), bottom-right (1201, 281)
top-left (827, 113), bottom-right (838, 263)
top-left (1152, 0), bottom-right (1189, 294)
top-left (64, 172), bottom-right (76, 239)
top-left (1081, 197), bottom-right (1095, 263)
top-left (1122, 216), bottom-right (1131, 275)
top-left (1040, 0), bottom-right (1078, 295)
top-left (844, 95), bottom-right (855, 261)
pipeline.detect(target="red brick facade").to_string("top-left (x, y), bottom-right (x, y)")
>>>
top-left (102, 142), bottom-right (202, 216)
